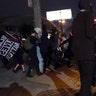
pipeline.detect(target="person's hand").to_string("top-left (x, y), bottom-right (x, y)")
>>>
top-left (57, 47), bottom-right (62, 51)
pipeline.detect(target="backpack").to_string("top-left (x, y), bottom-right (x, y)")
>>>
top-left (24, 37), bottom-right (33, 50)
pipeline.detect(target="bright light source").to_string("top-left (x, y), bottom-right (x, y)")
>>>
top-left (94, 19), bottom-right (96, 24)
top-left (59, 20), bottom-right (66, 24)
top-left (46, 9), bottom-right (72, 21)
top-left (94, 19), bottom-right (96, 22)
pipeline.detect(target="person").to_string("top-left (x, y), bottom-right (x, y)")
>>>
top-left (58, 34), bottom-right (70, 66)
top-left (34, 27), bottom-right (44, 74)
top-left (92, 24), bottom-right (96, 87)
top-left (0, 27), bottom-right (22, 70)
top-left (72, 0), bottom-right (96, 96)
top-left (36, 43), bottom-right (44, 74)
top-left (40, 26), bottom-right (53, 73)
top-left (50, 28), bottom-right (60, 69)
top-left (12, 36), bottom-right (25, 73)
top-left (26, 30), bottom-right (41, 77)
top-left (61, 32), bottom-right (73, 67)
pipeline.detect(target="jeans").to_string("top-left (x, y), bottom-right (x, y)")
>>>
top-left (36, 46), bottom-right (44, 73)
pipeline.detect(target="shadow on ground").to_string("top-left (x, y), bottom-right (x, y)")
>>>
top-left (37, 66), bottom-right (79, 96)
top-left (0, 82), bottom-right (32, 96)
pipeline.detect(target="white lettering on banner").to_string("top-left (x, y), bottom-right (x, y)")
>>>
top-left (13, 42), bottom-right (20, 50)
top-left (0, 39), bottom-right (14, 56)
top-left (0, 46), bottom-right (9, 56)
top-left (6, 42), bottom-right (20, 60)
top-left (0, 35), bottom-right (20, 60)
top-left (0, 35), bottom-right (7, 49)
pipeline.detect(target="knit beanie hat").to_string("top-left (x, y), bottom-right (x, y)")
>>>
top-left (34, 27), bottom-right (42, 38)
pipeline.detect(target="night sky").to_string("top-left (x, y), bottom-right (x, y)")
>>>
top-left (40, 0), bottom-right (96, 18)
top-left (40, 0), bottom-right (96, 31)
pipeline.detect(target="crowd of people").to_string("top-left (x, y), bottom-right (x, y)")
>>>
top-left (0, 24), bottom-right (73, 77)
top-left (24, 26), bottom-right (73, 77)
top-left (0, 0), bottom-right (96, 96)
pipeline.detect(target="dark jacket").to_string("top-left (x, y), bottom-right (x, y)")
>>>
top-left (29, 36), bottom-right (37, 57)
top-left (40, 31), bottom-right (49, 53)
top-left (72, 11), bottom-right (95, 60)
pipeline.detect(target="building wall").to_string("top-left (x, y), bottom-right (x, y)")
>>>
top-left (0, 0), bottom-right (33, 18)
top-left (93, 0), bottom-right (96, 18)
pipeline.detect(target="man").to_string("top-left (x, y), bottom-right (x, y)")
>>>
top-left (26, 30), bottom-right (40, 77)
top-left (72, 0), bottom-right (96, 96)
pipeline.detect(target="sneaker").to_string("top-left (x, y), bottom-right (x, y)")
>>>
top-left (37, 72), bottom-right (43, 76)
top-left (12, 69), bottom-right (18, 73)
top-left (22, 70), bottom-right (26, 73)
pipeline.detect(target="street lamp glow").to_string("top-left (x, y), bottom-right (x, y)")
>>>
top-left (59, 20), bottom-right (66, 25)
top-left (94, 19), bottom-right (96, 22)
top-left (94, 19), bottom-right (96, 24)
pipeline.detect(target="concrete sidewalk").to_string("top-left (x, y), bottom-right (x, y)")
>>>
top-left (0, 64), bottom-right (81, 96)
top-left (0, 67), bottom-right (51, 96)
top-left (0, 58), bottom-right (96, 96)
